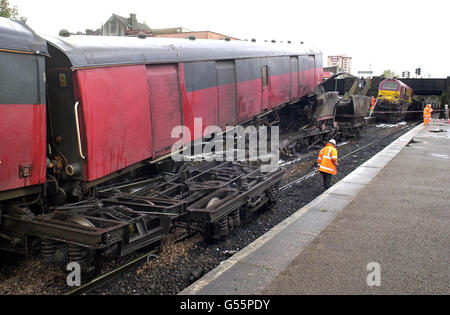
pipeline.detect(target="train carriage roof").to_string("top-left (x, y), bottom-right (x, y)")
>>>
top-left (44, 35), bottom-right (320, 69)
top-left (0, 17), bottom-right (47, 55)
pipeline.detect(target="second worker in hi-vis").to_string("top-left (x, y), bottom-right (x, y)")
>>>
top-left (317, 139), bottom-right (338, 190)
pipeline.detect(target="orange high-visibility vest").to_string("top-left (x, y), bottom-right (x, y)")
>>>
top-left (424, 107), bottom-right (432, 118)
top-left (370, 97), bottom-right (376, 110)
top-left (424, 106), bottom-right (433, 125)
top-left (318, 144), bottom-right (338, 175)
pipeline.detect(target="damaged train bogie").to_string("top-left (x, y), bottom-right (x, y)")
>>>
top-left (278, 91), bottom-right (340, 158)
top-left (174, 161), bottom-right (284, 241)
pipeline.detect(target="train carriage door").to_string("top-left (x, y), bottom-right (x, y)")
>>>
top-left (235, 58), bottom-right (262, 122)
top-left (298, 55), bottom-right (307, 97)
top-left (147, 64), bottom-right (183, 157)
top-left (314, 54), bottom-right (323, 86)
top-left (290, 56), bottom-right (300, 100)
top-left (182, 61), bottom-right (219, 136)
top-left (261, 58), bottom-right (270, 111)
top-left (305, 55), bottom-right (316, 94)
top-left (75, 65), bottom-right (153, 181)
top-left (216, 60), bottom-right (237, 128)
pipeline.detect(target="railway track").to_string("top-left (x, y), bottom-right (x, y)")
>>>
top-left (65, 249), bottom-right (158, 295)
top-left (280, 121), bottom-right (421, 191)
top-left (65, 121), bottom-right (420, 295)
top-left (65, 232), bottom-right (195, 295)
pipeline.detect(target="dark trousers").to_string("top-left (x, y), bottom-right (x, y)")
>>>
top-left (320, 171), bottom-right (332, 189)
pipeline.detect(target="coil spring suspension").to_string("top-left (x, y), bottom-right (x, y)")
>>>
top-left (231, 209), bottom-right (241, 228)
top-left (41, 239), bottom-right (57, 263)
top-left (68, 244), bottom-right (85, 262)
top-left (217, 216), bottom-right (229, 238)
top-left (268, 183), bottom-right (280, 202)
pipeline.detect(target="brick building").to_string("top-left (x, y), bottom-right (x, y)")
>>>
top-left (152, 30), bottom-right (239, 40)
top-left (100, 13), bottom-right (238, 40)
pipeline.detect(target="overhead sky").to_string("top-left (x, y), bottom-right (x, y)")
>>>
top-left (10, 0), bottom-right (449, 78)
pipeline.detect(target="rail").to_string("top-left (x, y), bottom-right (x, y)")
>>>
top-left (279, 121), bottom-right (421, 192)
top-left (64, 231), bottom-right (195, 295)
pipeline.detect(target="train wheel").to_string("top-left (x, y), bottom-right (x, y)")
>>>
top-left (203, 198), bottom-right (229, 242)
top-left (206, 197), bottom-right (221, 209)
top-left (61, 216), bottom-right (103, 280)
top-left (323, 133), bottom-right (332, 144)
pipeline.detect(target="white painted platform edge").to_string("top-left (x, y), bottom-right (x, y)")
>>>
top-left (180, 123), bottom-right (424, 295)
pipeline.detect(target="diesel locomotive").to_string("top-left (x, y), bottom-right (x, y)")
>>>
top-left (374, 78), bottom-right (414, 123)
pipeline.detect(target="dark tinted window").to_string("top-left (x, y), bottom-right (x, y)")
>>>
top-left (184, 61), bottom-right (218, 92)
top-left (381, 81), bottom-right (399, 91)
top-left (0, 53), bottom-right (41, 104)
top-left (236, 58), bottom-right (261, 83)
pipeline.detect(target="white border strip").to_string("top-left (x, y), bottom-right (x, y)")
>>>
top-left (180, 123), bottom-right (424, 295)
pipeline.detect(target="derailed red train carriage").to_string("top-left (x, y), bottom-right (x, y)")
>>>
top-left (1, 20), bottom-right (323, 205)
top-left (0, 17), bottom-right (325, 269)
top-left (44, 35), bottom-right (322, 187)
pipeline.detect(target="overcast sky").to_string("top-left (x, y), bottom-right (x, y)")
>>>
top-left (10, 0), bottom-right (449, 78)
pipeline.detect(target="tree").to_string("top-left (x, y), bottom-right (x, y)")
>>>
top-left (382, 69), bottom-right (397, 78)
top-left (0, 0), bottom-right (19, 19)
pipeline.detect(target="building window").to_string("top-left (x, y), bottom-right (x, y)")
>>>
top-left (110, 21), bottom-right (117, 33)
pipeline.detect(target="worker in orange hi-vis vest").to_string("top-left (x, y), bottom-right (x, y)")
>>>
top-left (370, 96), bottom-right (377, 111)
top-left (317, 139), bottom-right (338, 189)
top-left (423, 104), bottom-right (433, 125)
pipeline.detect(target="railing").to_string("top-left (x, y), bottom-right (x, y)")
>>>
top-left (344, 78), bottom-right (371, 100)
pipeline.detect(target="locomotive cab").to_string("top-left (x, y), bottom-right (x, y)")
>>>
top-left (378, 79), bottom-right (401, 104)
top-left (375, 78), bottom-right (414, 123)
top-left (377, 78), bottom-right (413, 105)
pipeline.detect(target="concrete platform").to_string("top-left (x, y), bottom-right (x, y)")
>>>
top-left (180, 123), bottom-right (450, 295)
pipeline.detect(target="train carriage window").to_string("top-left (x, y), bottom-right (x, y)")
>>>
top-left (262, 65), bottom-right (269, 87)
top-left (0, 53), bottom-right (40, 104)
top-left (381, 82), bottom-right (399, 91)
top-left (184, 61), bottom-right (217, 93)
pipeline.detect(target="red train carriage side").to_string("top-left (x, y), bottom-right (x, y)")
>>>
top-left (0, 18), bottom-right (47, 200)
top-left (44, 35), bottom-right (323, 193)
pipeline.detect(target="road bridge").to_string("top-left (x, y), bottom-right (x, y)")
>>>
top-left (324, 76), bottom-right (449, 98)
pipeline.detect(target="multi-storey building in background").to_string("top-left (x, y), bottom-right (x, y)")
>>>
top-left (327, 55), bottom-right (352, 74)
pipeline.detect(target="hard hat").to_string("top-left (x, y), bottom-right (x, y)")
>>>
top-left (329, 139), bottom-right (336, 145)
